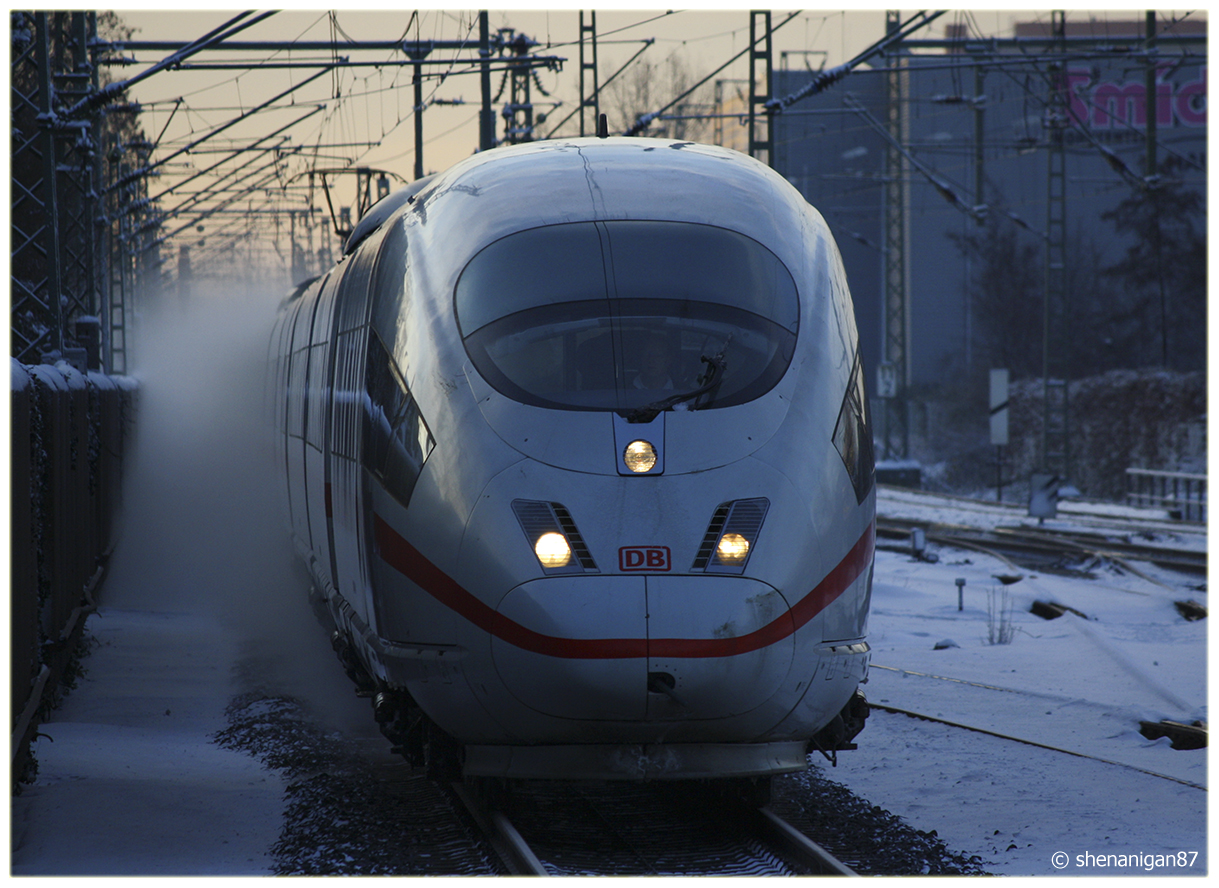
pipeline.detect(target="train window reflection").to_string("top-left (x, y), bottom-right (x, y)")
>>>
top-left (456, 221), bottom-right (798, 413)
top-left (364, 333), bottom-right (434, 506)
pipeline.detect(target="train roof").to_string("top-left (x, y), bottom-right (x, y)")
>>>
top-left (400, 137), bottom-right (831, 280)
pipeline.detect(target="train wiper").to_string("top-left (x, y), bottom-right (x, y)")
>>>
top-left (622, 337), bottom-right (731, 424)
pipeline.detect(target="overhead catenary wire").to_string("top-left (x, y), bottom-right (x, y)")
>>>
top-left (113, 9), bottom-right (1204, 291)
top-left (147, 104), bottom-right (325, 205)
top-left (114, 11), bottom-right (577, 280)
top-left (65, 10), bottom-right (278, 119)
top-left (843, 92), bottom-right (987, 223)
top-left (983, 49), bottom-right (1206, 179)
top-left (109, 11), bottom-right (702, 270)
top-left (623, 10), bottom-right (804, 136)
top-left (109, 66), bottom-right (333, 195)
top-left (541, 38), bottom-right (655, 140)
top-left (138, 148), bottom-right (292, 237)
top-left (767, 10), bottom-right (947, 114)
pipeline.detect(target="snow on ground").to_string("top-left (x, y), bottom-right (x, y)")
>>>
top-left (816, 488), bottom-right (1209, 876)
top-left (10, 476), bottom-right (1207, 876)
top-left (11, 287), bottom-right (371, 876)
top-left (10, 608), bottom-right (285, 875)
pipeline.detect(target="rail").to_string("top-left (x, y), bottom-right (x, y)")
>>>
top-left (450, 779), bottom-right (862, 875)
top-left (1126, 468), bottom-right (1206, 522)
top-left (449, 783), bottom-right (548, 875)
top-left (869, 703), bottom-right (1206, 792)
top-left (755, 806), bottom-right (858, 875)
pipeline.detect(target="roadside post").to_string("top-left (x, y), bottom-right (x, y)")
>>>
top-left (989, 369), bottom-right (1009, 502)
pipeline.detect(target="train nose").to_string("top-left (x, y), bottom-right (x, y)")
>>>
top-left (644, 575), bottom-right (795, 720)
top-left (491, 576), bottom-right (794, 722)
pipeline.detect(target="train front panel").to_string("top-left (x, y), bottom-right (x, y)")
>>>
top-left (348, 139), bottom-right (874, 778)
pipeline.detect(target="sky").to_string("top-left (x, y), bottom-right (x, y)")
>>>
top-left (101, 8), bottom-right (1021, 274)
top-left (104, 7), bottom-right (1203, 279)
top-left (111, 8), bottom-right (894, 182)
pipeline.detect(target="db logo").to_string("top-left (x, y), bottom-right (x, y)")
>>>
top-left (619, 546), bottom-right (671, 572)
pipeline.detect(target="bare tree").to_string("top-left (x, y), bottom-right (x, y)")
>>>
top-left (603, 52), bottom-right (715, 142)
top-left (947, 208), bottom-right (1043, 379)
top-left (1101, 157), bottom-right (1206, 373)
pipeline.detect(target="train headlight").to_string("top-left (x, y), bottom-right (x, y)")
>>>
top-left (693, 498), bottom-right (770, 574)
top-left (624, 440), bottom-right (658, 473)
top-left (534, 532), bottom-right (572, 568)
top-left (512, 500), bottom-right (598, 574)
top-left (716, 532), bottom-right (750, 564)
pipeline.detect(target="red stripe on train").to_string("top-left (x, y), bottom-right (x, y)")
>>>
top-left (373, 513), bottom-right (874, 660)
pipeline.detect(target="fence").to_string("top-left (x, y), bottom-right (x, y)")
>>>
top-left (12, 11), bottom-right (158, 377)
top-left (11, 357), bottom-right (137, 788)
top-left (1126, 468), bottom-right (1207, 522)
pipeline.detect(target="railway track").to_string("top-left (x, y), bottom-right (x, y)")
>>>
top-left (867, 702), bottom-right (1206, 792)
top-left (222, 688), bottom-right (976, 874)
top-left (866, 662), bottom-right (1207, 789)
top-left (448, 779), bottom-right (858, 876)
top-left (755, 805), bottom-right (857, 875)
top-left (990, 525), bottom-right (1206, 576)
top-left (876, 516), bottom-right (1207, 577)
top-left (448, 782), bottom-right (546, 875)
top-left (879, 485), bottom-right (1207, 538)
top-left (857, 487), bottom-right (1207, 871)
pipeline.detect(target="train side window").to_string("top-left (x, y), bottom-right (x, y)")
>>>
top-left (832, 349), bottom-right (875, 504)
top-left (335, 234), bottom-right (380, 334)
top-left (329, 332), bottom-right (362, 460)
top-left (329, 238), bottom-right (380, 463)
top-left (305, 342), bottom-right (328, 450)
top-left (370, 218), bottom-right (410, 355)
top-left (304, 273), bottom-right (340, 452)
top-left (285, 298), bottom-right (310, 441)
top-left (363, 332), bottom-right (434, 507)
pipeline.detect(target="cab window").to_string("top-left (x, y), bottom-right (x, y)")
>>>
top-left (455, 221), bottom-right (798, 414)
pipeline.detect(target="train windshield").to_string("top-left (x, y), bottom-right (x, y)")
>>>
top-left (455, 221), bottom-right (798, 414)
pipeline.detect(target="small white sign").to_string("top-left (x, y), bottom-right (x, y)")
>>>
top-left (876, 362), bottom-right (898, 399)
top-left (989, 368), bottom-right (1009, 446)
top-left (1029, 472), bottom-right (1059, 519)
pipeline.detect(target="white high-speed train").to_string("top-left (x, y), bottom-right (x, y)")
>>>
top-left (270, 136), bottom-right (875, 795)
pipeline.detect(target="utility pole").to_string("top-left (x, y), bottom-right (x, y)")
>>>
top-left (289, 211), bottom-right (306, 283)
top-left (71, 12), bottom-right (101, 346)
top-left (747, 11), bottom-right (773, 166)
top-left (502, 29), bottom-right (537, 144)
top-left (578, 11), bottom-right (600, 136)
top-left (714, 80), bottom-right (727, 147)
top-left (973, 63), bottom-right (986, 224)
top-left (882, 10), bottom-right (911, 461)
top-left (1144, 10), bottom-right (1158, 179)
top-left (178, 244), bottom-right (192, 300)
top-left (1041, 10), bottom-right (1070, 483)
top-left (404, 41), bottom-right (433, 180)
top-left (966, 58), bottom-right (986, 374)
top-left (1145, 9), bottom-right (1168, 368)
top-left (11, 12), bottom-right (109, 367)
top-left (106, 145), bottom-right (129, 374)
top-left (35, 12), bottom-right (66, 358)
top-left (479, 12), bottom-right (495, 151)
